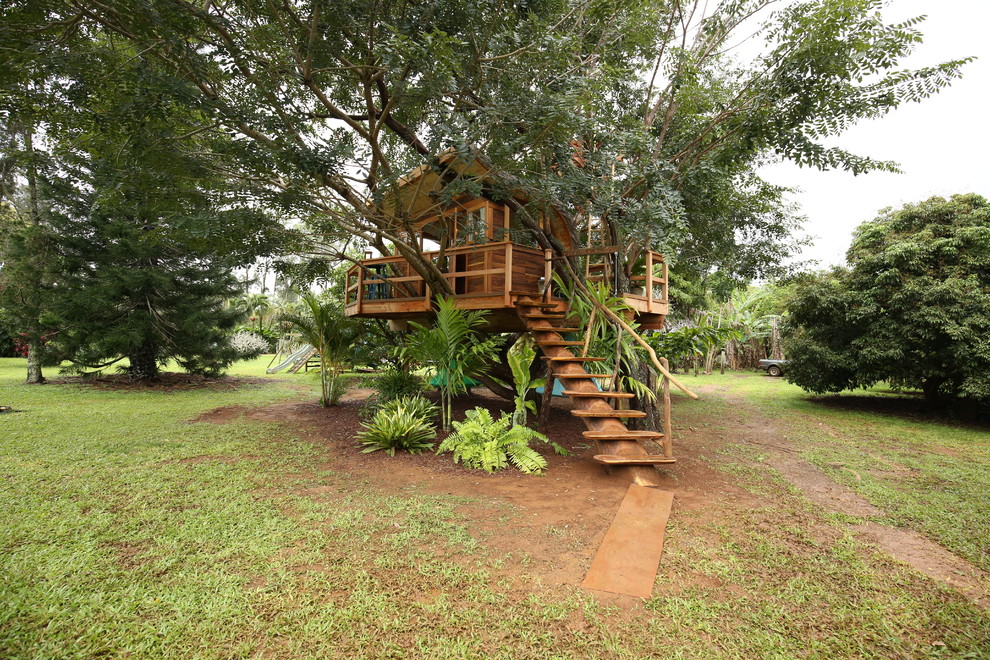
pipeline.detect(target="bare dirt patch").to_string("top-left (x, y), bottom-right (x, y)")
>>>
top-left (192, 387), bottom-right (740, 593)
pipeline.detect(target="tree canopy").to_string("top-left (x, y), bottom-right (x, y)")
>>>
top-left (784, 193), bottom-right (990, 411)
top-left (1, 0), bottom-right (970, 294)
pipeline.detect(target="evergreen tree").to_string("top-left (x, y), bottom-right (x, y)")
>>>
top-left (43, 52), bottom-right (266, 379)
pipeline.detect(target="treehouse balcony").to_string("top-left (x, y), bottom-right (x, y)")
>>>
top-left (344, 242), bottom-right (669, 332)
top-left (345, 152), bottom-right (668, 331)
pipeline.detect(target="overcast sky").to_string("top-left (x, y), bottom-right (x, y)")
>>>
top-left (757, 0), bottom-right (990, 269)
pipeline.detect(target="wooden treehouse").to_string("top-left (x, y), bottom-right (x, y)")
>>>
top-left (344, 157), bottom-right (678, 486)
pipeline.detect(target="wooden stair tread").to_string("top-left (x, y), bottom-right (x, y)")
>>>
top-left (583, 430), bottom-right (664, 440)
top-left (562, 390), bottom-right (635, 399)
top-left (530, 326), bottom-right (583, 333)
top-left (593, 455), bottom-right (676, 466)
top-left (553, 373), bottom-right (613, 379)
top-left (542, 356), bottom-right (605, 362)
top-left (536, 340), bottom-right (584, 346)
top-left (520, 313), bottom-right (569, 319)
top-left (514, 300), bottom-right (558, 308)
top-left (572, 410), bottom-right (647, 418)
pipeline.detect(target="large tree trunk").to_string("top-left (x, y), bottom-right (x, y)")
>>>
top-left (25, 340), bottom-right (45, 384)
top-left (473, 372), bottom-right (515, 401)
top-left (129, 341), bottom-right (159, 380)
top-left (922, 378), bottom-right (943, 410)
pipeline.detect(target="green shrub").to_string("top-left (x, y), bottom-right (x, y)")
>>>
top-left (359, 368), bottom-right (425, 420)
top-left (436, 407), bottom-right (567, 474)
top-left (357, 396), bottom-right (438, 456)
top-left (373, 367), bottom-right (424, 403)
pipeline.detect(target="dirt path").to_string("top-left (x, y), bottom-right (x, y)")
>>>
top-left (692, 383), bottom-right (990, 609)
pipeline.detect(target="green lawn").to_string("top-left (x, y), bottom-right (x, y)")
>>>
top-left (676, 372), bottom-right (990, 574)
top-left (1, 359), bottom-right (988, 658)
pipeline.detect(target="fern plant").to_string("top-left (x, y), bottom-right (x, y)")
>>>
top-left (436, 407), bottom-right (567, 474)
top-left (357, 396), bottom-right (438, 456)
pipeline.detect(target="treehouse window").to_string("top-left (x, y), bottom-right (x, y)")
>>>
top-left (453, 207), bottom-right (488, 245)
top-left (507, 208), bottom-right (540, 248)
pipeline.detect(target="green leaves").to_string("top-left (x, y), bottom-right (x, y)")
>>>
top-left (401, 296), bottom-right (503, 429)
top-left (277, 293), bottom-right (360, 406)
top-left (785, 194), bottom-right (990, 410)
top-left (506, 334), bottom-right (544, 426)
top-left (358, 396), bottom-right (438, 456)
top-left (436, 406), bottom-right (561, 474)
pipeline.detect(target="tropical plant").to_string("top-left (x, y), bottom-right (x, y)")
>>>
top-left (357, 396), bottom-right (438, 456)
top-left (555, 277), bottom-right (657, 405)
top-left (242, 293), bottom-right (271, 334)
top-left (506, 334), bottom-right (545, 426)
top-left (277, 293), bottom-right (360, 406)
top-left (373, 367), bottom-right (424, 404)
top-left (649, 324), bottom-right (742, 374)
top-left (400, 297), bottom-right (503, 429)
top-left (437, 407), bottom-right (567, 475)
top-left (359, 367), bottom-right (426, 420)
top-left (784, 194), bottom-right (990, 412)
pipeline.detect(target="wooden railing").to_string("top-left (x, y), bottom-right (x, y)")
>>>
top-left (627, 250), bottom-right (669, 315)
top-left (561, 247), bottom-right (668, 314)
top-left (345, 241), bottom-right (547, 314)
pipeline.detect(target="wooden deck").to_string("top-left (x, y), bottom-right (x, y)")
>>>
top-left (344, 242), bottom-right (668, 330)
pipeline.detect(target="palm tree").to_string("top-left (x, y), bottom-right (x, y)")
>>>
top-left (402, 297), bottom-right (502, 430)
top-left (277, 293), bottom-right (359, 406)
top-left (243, 293), bottom-right (271, 334)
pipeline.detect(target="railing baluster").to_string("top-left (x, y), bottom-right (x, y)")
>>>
top-left (646, 251), bottom-right (654, 314)
top-left (660, 356), bottom-right (673, 458)
top-left (504, 243), bottom-right (513, 306)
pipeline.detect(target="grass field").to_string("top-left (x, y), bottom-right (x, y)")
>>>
top-left (1, 358), bottom-right (988, 658)
top-left (682, 372), bottom-right (990, 573)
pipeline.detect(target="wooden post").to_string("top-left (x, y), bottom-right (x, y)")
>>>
top-left (504, 243), bottom-right (514, 307)
top-left (484, 248), bottom-right (492, 295)
top-left (660, 357), bottom-right (673, 458)
top-left (645, 250), bottom-right (654, 314)
top-left (662, 260), bottom-right (669, 302)
top-left (543, 249), bottom-right (553, 300)
top-left (356, 265), bottom-right (365, 315)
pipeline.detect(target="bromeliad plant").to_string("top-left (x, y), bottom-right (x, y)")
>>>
top-left (437, 407), bottom-right (567, 475)
top-left (357, 395), bottom-right (438, 456)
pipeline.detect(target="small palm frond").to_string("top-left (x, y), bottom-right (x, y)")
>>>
top-left (621, 375), bottom-right (657, 403)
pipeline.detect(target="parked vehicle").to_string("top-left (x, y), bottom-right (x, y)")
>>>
top-left (759, 359), bottom-right (787, 377)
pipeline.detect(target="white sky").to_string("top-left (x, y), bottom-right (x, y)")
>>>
top-left (757, 0), bottom-right (990, 269)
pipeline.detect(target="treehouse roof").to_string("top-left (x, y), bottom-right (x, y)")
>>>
top-left (380, 150), bottom-right (574, 249)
